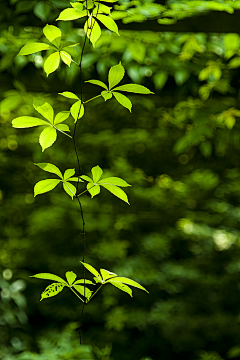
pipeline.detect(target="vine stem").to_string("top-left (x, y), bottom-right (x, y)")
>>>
top-left (83, 94), bottom-right (102, 104)
top-left (70, 286), bottom-right (85, 303)
top-left (87, 284), bottom-right (103, 303)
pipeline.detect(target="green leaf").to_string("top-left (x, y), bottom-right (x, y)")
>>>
top-left (18, 42), bottom-right (50, 56)
top-left (113, 84), bottom-right (154, 94)
top-left (33, 100), bottom-right (54, 123)
top-left (73, 285), bottom-right (92, 300)
top-left (91, 165), bottom-right (103, 182)
top-left (81, 175), bottom-right (93, 183)
top-left (70, 101), bottom-right (84, 122)
top-left (96, 14), bottom-right (119, 35)
top-left (43, 24), bottom-right (62, 48)
top-left (44, 52), bottom-right (60, 76)
top-left (101, 91), bottom-right (112, 101)
top-left (86, 80), bottom-right (108, 90)
top-left (107, 277), bottom-right (149, 292)
top-left (54, 111), bottom-right (70, 125)
top-left (73, 279), bottom-right (94, 285)
top-left (57, 8), bottom-right (87, 21)
top-left (101, 184), bottom-right (130, 204)
top-left (80, 261), bottom-right (102, 281)
top-left (58, 92), bottom-right (79, 100)
top-left (34, 179), bottom-right (61, 196)
top-left (108, 62), bottom-right (125, 90)
top-left (70, 2), bottom-right (84, 11)
top-left (64, 169), bottom-right (75, 180)
top-left (39, 126), bottom-right (57, 151)
top-left (40, 283), bottom-right (65, 301)
top-left (84, 17), bottom-right (101, 47)
top-left (55, 124), bottom-right (70, 132)
top-left (110, 282), bottom-right (133, 297)
top-left (60, 51), bottom-right (72, 66)
top-left (63, 181), bottom-right (76, 199)
top-left (113, 92), bottom-right (132, 112)
top-left (98, 177), bottom-right (131, 187)
top-left (94, 3), bottom-right (111, 14)
top-left (66, 271), bottom-right (77, 285)
top-left (100, 269), bottom-right (117, 281)
top-left (30, 273), bottom-right (68, 284)
top-left (35, 163), bottom-right (63, 178)
top-left (12, 116), bottom-right (48, 128)
top-left (87, 183), bottom-right (100, 198)
top-left (68, 177), bottom-right (83, 182)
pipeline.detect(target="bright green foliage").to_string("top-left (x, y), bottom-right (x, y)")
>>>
top-left (58, 92), bottom-right (84, 122)
top-left (12, 101), bottom-right (70, 151)
top-left (86, 62), bottom-right (153, 111)
top-left (81, 165), bottom-right (131, 204)
top-left (34, 163), bottom-right (83, 199)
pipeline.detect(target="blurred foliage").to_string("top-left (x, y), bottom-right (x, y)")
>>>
top-left (2, 1), bottom-right (240, 360)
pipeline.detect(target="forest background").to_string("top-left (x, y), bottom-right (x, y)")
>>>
top-left (2, 0), bottom-right (240, 360)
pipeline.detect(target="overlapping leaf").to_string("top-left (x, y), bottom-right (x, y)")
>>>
top-left (80, 165), bottom-right (131, 204)
top-left (34, 163), bottom-right (83, 199)
top-left (12, 100), bottom-right (71, 151)
top-left (58, 92), bottom-right (85, 122)
top-left (86, 62), bottom-right (154, 111)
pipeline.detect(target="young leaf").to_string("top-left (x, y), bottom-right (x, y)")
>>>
top-left (44, 52), bottom-right (60, 77)
top-left (39, 126), bottom-right (57, 151)
top-left (81, 175), bottom-right (93, 183)
top-left (33, 100), bottom-right (54, 123)
top-left (98, 177), bottom-right (131, 187)
top-left (107, 277), bottom-right (149, 292)
top-left (101, 184), bottom-right (130, 204)
top-left (73, 285), bottom-right (92, 300)
top-left (58, 92), bottom-right (79, 100)
top-left (86, 80), bottom-right (108, 90)
top-left (110, 282), bottom-right (133, 297)
top-left (73, 279), bottom-right (95, 285)
top-left (113, 92), bottom-right (132, 112)
top-left (64, 169), bottom-right (75, 180)
top-left (100, 269), bottom-right (117, 281)
top-left (18, 42), bottom-right (50, 56)
top-left (96, 14), bottom-right (119, 35)
top-left (84, 17), bottom-right (101, 47)
top-left (55, 124), bottom-right (70, 132)
top-left (34, 179), bottom-right (61, 196)
top-left (60, 51), bottom-right (72, 66)
top-left (101, 91), bottom-right (112, 101)
top-left (87, 183), bottom-right (100, 198)
top-left (70, 2), bottom-right (84, 11)
top-left (113, 84), bottom-right (154, 94)
top-left (40, 283), bottom-right (65, 301)
top-left (35, 163), bottom-right (63, 178)
top-left (80, 261), bottom-right (102, 281)
top-left (54, 111), bottom-right (70, 125)
top-left (30, 273), bottom-right (68, 285)
top-left (12, 117), bottom-right (48, 128)
top-left (108, 62), bottom-right (125, 90)
top-left (63, 181), bottom-right (76, 199)
top-left (56, 8), bottom-right (87, 21)
top-left (70, 101), bottom-right (84, 122)
top-left (66, 271), bottom-right (77, 285)
top-left (43, 24), bottom-right (62, 48)
top-left (92, 165), bottom-right (103, 182)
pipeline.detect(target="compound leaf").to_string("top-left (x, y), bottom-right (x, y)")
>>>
top-left (30, 273), bottom-right (67, 284)
top-left (87, 183), bottom-right (100, 197)
top-left (40, 283), bottom-right (65, 301)
top-left (33, 100), bottom-right (54, 123)
top-left (96, 14), bottom-right (119, 35)
top-left (91, 165), bottom-right (103, 182)
top-left (58, 92), bottom-right (79, 100)
top-left (98, 177), bottom-right (131, 187)
top-left (60, 51), bottom-right (72, 66)
top-left (44, 51), bottom-right (60, 76)
top-left (39, 126), bottom-right (57, 151)
top-left (80, 261), bottom-right (102, 281)
top-left (86, 80), bottom-right (108, 90)
top-left (113, 91), bottom-right (132, 112)
top-left (54, 111), bottom-right (70, 125)
top-left (12, 116), bottom-right (48, 128)
top-left (34, 179), bottom-right (61, 196)
top-left (113, 84), bottom-right (154, 94)
top-left (100, 269), bottom-right (117, 281)
top-left (43, 24), bottom-right (61, 48)
top-left (101, 184), bottom-right (130, 204)
top-left (64, 169), bottom-right (75, 180)
top-left (63, 181), bottom-right (76, 199)
top-left (18, 42), bottom-right (50, 56)
top-left (108, 62), bottom-right (125, 90)
top-left (110, 282), bottom-right (133, 297)
top-left (107, 277), bottom-right (149, 292)
top-left (84, 17), bottom-right (101, 47)
top-left (73, 285), bottom-right (92, 300)
top-left (101, 90), bottom-right (112, 101)
top-left (35, 163), bottom-right (63, 178)
top-left (70, 100), bottom-right (84, 122)
top-left (66, 271), bottom-right (77, 285)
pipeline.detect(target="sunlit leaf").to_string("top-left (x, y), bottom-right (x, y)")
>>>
top-left (84, 17), bottom-right (101, 47)
top-left (67, 177), bottom-right (83, 182)
top-left (91, 165), bottom-right (103, 182)
top-left (57, 8), bottom-right (87, 21)
top-left (87, 183), bottom-right (100, 198)
top-left (81, 175), bottom-right (93, 183)
top-left (64, 169), bottom-right (75, 180)
top-left (73, 279), bottom-right (95, 285)
top-left (39, 126), bottom-right (57, 151)
top-left (54, 111), bottom-right (70, 125)
top-left (30, 273), bottom-right (68, 284)
top-left (100, 268), bottom-right (117, 281)
top-left (33, 100), bottom-right (54, 123)
top-left (40, 283), bottom-right (65, 301)
top-left (44, 52), bottom-right (60, 76)
top-left (73, 285), bottom-right (92, 300)
top-left (34, 179), bottom-right (61, 196)
top-left (80, 261), bottom-right (102, 281)
top-left (101, 184), bottom-right (130, 204)
top-left (60, 51), bottom-right (72, 66)
top-left (55, 123), bottom-right (70, 132)
top-left (12, 116), bottom-right (48, 128)
top-left (18, 42), bottom-right (50, 56)
top-left (63, 181), bottom-right (76, 199)
top-left (110, 282), bottom-right (133, 297)
top-left (107, 276), bottom-right (149, 292)
top-left (113, 84), bottom-right (154, 94)
top-left (70, 101), bottom-right (84, 122)
top-left (43, 24), bottom-right (62, 48)
top-left (35, 163), bottom-right (63, 178)
top-left (66, 271), bottom-right (77, 285)
top-left (101, 90), bottom-right (112, 101)
top-left (86, 80), bottom-right (108, 90)
top-left (108, 62), bottom-right (125, 90)
top-left (98, 177), bottom-right (131, 187)
top-left (113, 91), bottom-right (132, 112)
top-left (58, 92), bottom-right (79, 100)
top-left (70, 2), bottom-right (84, 11)
top-left (96, 14), bottom-right (119, 35)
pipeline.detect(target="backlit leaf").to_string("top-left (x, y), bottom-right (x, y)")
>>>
top-left (12, 116), bottom-right (48, 128)
top-left (30, 273), bottom-right (68, 284)
top-left (44, 52), bottom-right (60, 76)
top-left (113, 91), bottom-right (132, 112)
top-left (101, 91), bottom-right (112, 101)
top-left (100, 269), bottom-right (117, 281)
top-left (60, 51), bottom-right (72, 66)
top-left (80, 175), bottom-right (93, 183)
top-left (98, 177), bottom-right (131, 187)
top-left (70, 101), bottom-right (84, 122)
top-left (63, 181), bottom-right (76, 199)
top-left (68, 177), bottom-right (83, 182)
top-left (113, 84), bottom-right (154, 94)
top-left (43, 24), bottom-right (61, 48)
top-left (84, 17), bottom-right (101, 47)
top-left (35, 163), bottom-right (63, 178)
top-left (54, 111), bottom-right (70, 125)
top-left (108, 62), bottom-right (125, 89)
top-left (91, 165), bottom-right (103, 182)
top-left (80, 261), bottom-right (102, 281)
top-left (73, 279), bottom-right (95, 285)
top-left (66, 271), bottom-right (77, 285)
top-left (58, 92), bottom-right (79, 100)
top-left (40, 283), bottom-right (65, 301)
top-left (110, 281), bottom-right (133, 297)
top-left (70, 2), bottom-right (84, 11)
top-left (18, 42), bottom-right (50, 56)
top-left (107, 277), bottom-right (149, 292)
top-left (39, 126), bottom-right (57, 151)
top-left (33, 100), bottom-right (54, 123)
top-left (96, 14), bottom-right (119, 35)
top-left (86, 80), bottom-right (108, 90)
top-left (73, 285), bottom-right (92, 300)
top-left (55, 123), bottom-right (70, 132)
top-left (101, 184), bottom-right (130, 204)
top-left (34, 179), bottom-right (61, 196)
top-left (57, 8), bottom-right (87, 21)
top-left (87, 183), bottom-right (100, 198)
top-left (64, 169), bottom-right (75, 180)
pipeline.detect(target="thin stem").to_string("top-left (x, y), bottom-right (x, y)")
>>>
top-left (87, 284), bottom-right (103, 303)
top-left (77, 189), bottom-right (88, 197)
top-left (70, 286), bottom-right (85, 302)
top-left (54, 126), bottom-right (72, 138)
top-left (83, 94), bottom-right (102, 104)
